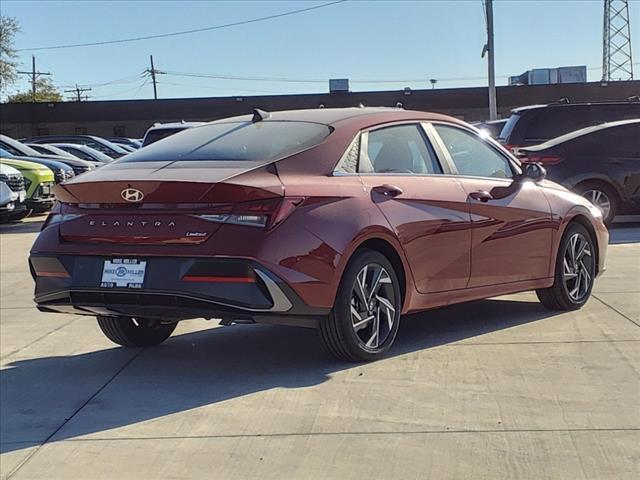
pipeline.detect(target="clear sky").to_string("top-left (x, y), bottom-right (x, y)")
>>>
top-left (2, 0), bottom-right (639, 101)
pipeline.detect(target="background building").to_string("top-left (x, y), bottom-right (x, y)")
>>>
top-left (1, 80), bottom-right (639, 139)
top-left (509, 66), bottom-right (588, 85)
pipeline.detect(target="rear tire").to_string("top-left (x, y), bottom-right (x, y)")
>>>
top-left (536, 223), bottom-right (596, 311)
top-left (319, 249), bottom-right (402, 362)
top-left (97, 315), bottom-right (177, 347)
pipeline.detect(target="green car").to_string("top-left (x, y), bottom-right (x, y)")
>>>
top-left (0, 157), bottom-right (56, 211)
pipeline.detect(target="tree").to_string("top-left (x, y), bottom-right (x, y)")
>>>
top-left (7, 77), bottom-right (63, 103)
top-left (0, 16), bottom-right (20, 92)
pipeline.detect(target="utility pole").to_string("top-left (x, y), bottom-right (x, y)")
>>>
top-left (483, 0), bottom-right (497, 120)
top-left (145, 55), bottom-right (164, 100)
top-left (64, 84), bottom-right (92, 102)
top-left (17, 55), bottom-right (51, 103)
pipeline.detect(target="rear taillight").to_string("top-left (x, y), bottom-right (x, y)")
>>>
top-left (521, 155), bottom-right (564, 165)
top-left (196, 197), bottom-right (305, 229)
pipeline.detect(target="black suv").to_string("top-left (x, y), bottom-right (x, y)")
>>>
top-left (498, 99), bottom-right (640, 151)
top-left (520, 119), bottom-right (640, 224)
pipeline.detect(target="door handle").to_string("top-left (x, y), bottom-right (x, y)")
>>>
top-left (372, 184), bottom-right (403, 197)
top-left (469, 190), bottom-right (493, 202)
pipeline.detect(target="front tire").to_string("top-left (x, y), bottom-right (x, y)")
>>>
top-left (536, 223), bottom-right (596, 311)
top-left (97, 315), bottom-right (177, 347)
top-left (319, 249), bottom-right (402, 362)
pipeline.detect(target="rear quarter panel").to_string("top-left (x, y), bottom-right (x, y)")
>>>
top-left (276, 170), bottom-right (416, 313)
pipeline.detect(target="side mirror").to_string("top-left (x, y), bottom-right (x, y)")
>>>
top-left (520, 162), bottom-right (546, 183)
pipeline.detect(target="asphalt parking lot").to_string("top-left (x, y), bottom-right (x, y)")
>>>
top-left (1, 217), bottom-right (638, 479)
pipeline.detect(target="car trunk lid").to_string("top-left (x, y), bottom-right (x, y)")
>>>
top-left (56, 162), bottom-right (285, 245)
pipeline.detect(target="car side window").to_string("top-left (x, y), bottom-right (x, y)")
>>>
top-left (86, 141), bottom-right (109, 153)
top-left (363, 125), bottom-right (442, 175)
top-left (434, 124), bottom-right (513, 179)
top-left (67, 147), bottom-right (93, 161)
top-left (584, 125), bottom-right (640, 157)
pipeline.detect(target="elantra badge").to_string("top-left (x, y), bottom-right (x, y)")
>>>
top-left (121, 187), bottom-right (144, 202)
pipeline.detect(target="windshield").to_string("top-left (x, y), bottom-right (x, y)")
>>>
top-left (124, 121), bottom-right (332, 163)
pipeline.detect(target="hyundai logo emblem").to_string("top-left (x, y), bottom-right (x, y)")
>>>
top-left (121, 187), bottom-right (144, 203)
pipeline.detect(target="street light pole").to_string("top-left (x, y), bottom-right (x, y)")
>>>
top-left (486, 0), bottom-right (497, 120)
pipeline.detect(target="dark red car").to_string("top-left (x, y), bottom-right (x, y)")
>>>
top-left (30, 108), bottom-right (608, 361)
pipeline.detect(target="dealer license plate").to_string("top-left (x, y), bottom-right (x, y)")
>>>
top-left (100, 259), bottom-right (147, 288)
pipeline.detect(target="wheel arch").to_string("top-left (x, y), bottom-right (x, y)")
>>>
top-left (355, 238), bottom-right (407, 304)
top-left (338, 232), bottom-right (414, 313)
top-left (568, 215), bottom-right (600, 275)
top-left (561, 211), bottom-right (601, 275)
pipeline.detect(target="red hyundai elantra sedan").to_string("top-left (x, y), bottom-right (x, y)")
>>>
top-left (30, 108), bottom-right (608, 361)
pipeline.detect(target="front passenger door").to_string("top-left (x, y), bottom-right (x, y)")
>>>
top-left (432, 123), bottom-right (553, 288)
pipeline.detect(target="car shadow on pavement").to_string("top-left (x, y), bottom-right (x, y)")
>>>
top-left (1, 297), bottom-right (559, 455)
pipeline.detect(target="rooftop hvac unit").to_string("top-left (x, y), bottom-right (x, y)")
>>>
top-left (329, 78), bottom-right (349, 93)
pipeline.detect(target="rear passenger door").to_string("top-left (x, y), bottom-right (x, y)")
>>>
top-left (357, 123), bottom-right (472, 293)
top-left (430, 123), bottom-right (553, 288)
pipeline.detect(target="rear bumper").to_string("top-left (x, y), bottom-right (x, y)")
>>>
top-left (30, 255), bottom-right (328, 327)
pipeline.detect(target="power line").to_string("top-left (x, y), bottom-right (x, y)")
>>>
top-left (91, 78), bottom-right (151, 99)
top-left (58, 73), bottom-right (146, 89)
top-left (157, 80), bottom-right (287, 95)
top-left (16, 1), bottom-right (347, 52)
top-left (164, 62), bottom-right (640, 86)
top-left (165, 71), bottom-right (326, 84)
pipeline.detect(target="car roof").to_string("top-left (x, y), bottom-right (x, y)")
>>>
top-left (522, 118), bottom-right (640, 151)
top-left (512, 99), bottom-right (640, 114)
top-left (31, 134), bottom-right (103, 141)
top-left (206, 107), bottom-right (466, 129)
top-left (50, 142), bottom-right (95, 151)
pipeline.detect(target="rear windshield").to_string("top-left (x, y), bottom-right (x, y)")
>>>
top-left (123, 121), bottom-right (331, 163)
top-left (497, 114), bottom-right (519, 141)
top-left (142, 128), bottom-right (187, 147)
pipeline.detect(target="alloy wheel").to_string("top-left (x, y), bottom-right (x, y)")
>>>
top-left (350, 264), bottom-right (397, 349)
top-left (583, 189), bottom-right (611, 220)
top-left (563, 233), bottom-right (594, 302)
